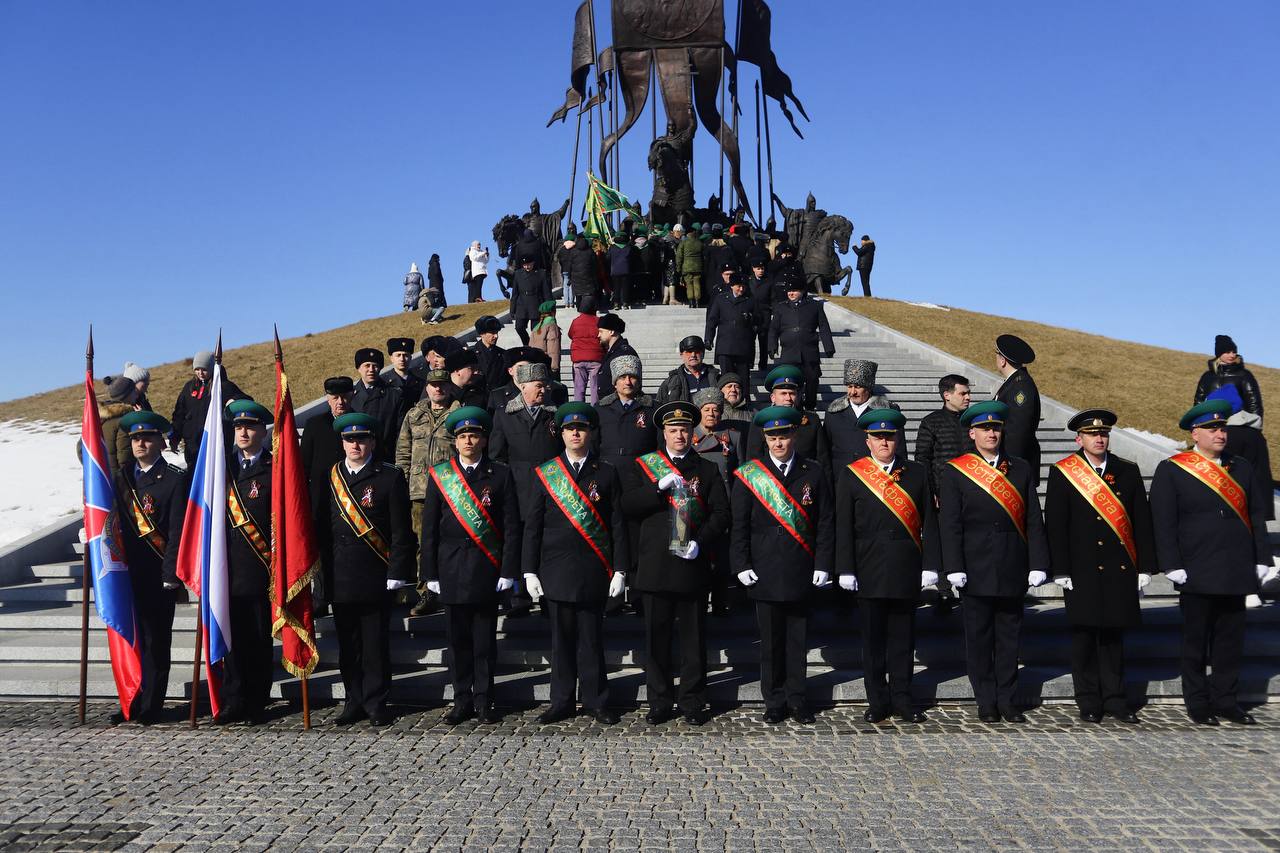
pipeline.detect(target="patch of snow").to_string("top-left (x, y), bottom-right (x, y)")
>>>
top-left (0, 419), bottom-right (187, 549)
top-left (1118, 427), bottom-right (1182, 453)
top-left (904, 301), bottom-right (950, 311)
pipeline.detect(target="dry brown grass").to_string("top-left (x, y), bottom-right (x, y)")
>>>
top-left (832, 297), bottom-right (1280, 478)
top-left (0, 301), bottom-right (511, 425)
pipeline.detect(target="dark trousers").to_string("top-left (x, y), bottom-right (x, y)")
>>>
top-left (611, 274), bottom-right (631, 308)
top-left (467, 274), bottom-right (486, 303)
top-left (799, 358), bottom-right (821, 411)
top-left (514, 318), bottom-right (531, 346)
top-left (859, 598), bottom-right (916, 715)
top-left (1179, 592), bottom-right (1246, 714)
top-left (333, 599), bottom-right (392, 716)
top-left (755, 600), bottom-right (809, 712)
top-left (132, 588), bottom-right (177, 719)
top-left (1070, 626), bottom-right (1127, 715)
top-left (547, 599), bottom-right (609, 711)
top-left (717, 355), bottom-right (753, 386)
top-left (445, 602), bottom-right (498, 711)
top-left (755, 324), bottom-right (770, 371)
top-left (642, 591), bottom-right (707, 713)
top-left (960, 594), bottom-right (1023, 714)
top-left (221, 593), bottom-right (274, 716)
top-left (859, 267), bottom-right (872, 297)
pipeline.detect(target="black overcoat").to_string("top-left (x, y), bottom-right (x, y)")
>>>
top-left (834, 459), bottom-right (941, 599)
top-left (419, 457), bottom-right (521, 604)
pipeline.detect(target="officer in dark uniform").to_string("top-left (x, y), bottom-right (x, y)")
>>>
top-left (301, 377), bottom-right (354, 615)
top-left (1150, 400), bottom-right (1276, 725)
top-left (113, 411), bottom-right (186, 724)
top-left (351, 347), bottom-right (405, 463)
top-left (732, 406), bottom-right (835, 724)
top-left (835, 409), bottom-right (941, 724)
top-left (768, 269), bottom-right (836, 411)
top-left (445, 348), bottom-right (489, 410)
top-left (1045, 408), bottom-right (1156, 724)
top-left (218, 400), bottom-right (276, 726)
top-left (745, 365), bottom-right (830, 469)
top-left (471, 315), bottom-right (507, 394)
top-left (420, 407), bottom-right (520, 725)
top-left (323, 412), bottom-right (417, 726)
top-left (704, 271), bottom-right (759, 384)
top-left (385, 337), bottom-right (424, 408)
top-left (938, 401), bottom-right (1051, 723)
top-left (993, 334), bottom-right (1042, 485)
top-left (620, 401), bottom-right (731, 726)
top-left (747, 257), bottom-right (773, 373)
top-left (522, 402), bottom-right (630, 725)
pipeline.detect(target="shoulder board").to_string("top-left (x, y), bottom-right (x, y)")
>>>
top-left (165, 463), bottom-right (185, 475)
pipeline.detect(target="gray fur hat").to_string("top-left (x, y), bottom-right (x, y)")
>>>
top-left (122, 362), bottom-right (150, 383)
top-left (514, 362), bottom-right (550, 385)
top-left (192, 350), bottom-right (214, 371)
top-left (843, 358), bottom-right (877, 388)
top-left (692, 388), bottom-right (725, 409)
top-left (610, 355), bottom-right (642, 382)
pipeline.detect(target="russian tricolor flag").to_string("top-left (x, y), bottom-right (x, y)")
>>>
top-left (175, 359), bottom-right (232, 717)
top-left (81, 370), bottom-right (143, 716)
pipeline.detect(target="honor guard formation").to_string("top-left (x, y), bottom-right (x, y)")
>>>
top-left (95, 290), bottom-right (1275, 730)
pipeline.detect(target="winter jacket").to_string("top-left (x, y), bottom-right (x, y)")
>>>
top-left (511, 268), bottom-right (551, 321)
top-left (170, 369), bottom-right (249, 463)
top-left (598, 336), bottom-right (639, 401)
top-left (395, 399), bottom-right (461, 501)
top-left (675, 233), bottom-right (704, 275)
top-left (568, 313), bottom-right (604, 362)
top-left (99, 401), bottom-right (135, 473)
top-left (915, 406), bottom-right (972, 498)
top-left (563, 238), bottom-right (598, 291)
top-left (1195, 357), bottom-right (1264, 419)
top-left (607, 243), bottom-right (634, 277)
top-left (403, 271), bottom-right (424, 309)
top-left (529, 317), bottom-right (562, 373)
top-left (852, 240), bottom-right (875, 271)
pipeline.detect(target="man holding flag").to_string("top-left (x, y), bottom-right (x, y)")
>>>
top-left (113, 410), bottom-right (187, 723)
top-left (217, 400), bottom-right (277, 725)
top-left (176, 352), bottom-right (235, 722)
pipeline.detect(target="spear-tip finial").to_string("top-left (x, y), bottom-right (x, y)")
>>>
top-left (214, 330), bottom-right (223, 366)
top-left (86, 325), bottom-right (94, 371)
top-left (273, 324), bottom-right (283, 363)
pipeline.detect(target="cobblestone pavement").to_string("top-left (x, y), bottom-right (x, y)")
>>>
top-left (1, 702), bottom-right (1278, 851)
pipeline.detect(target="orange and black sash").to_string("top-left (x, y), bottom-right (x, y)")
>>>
top-left (125, 486), bottom-right (167, 559)
top-left (847, 457), bottom-right (923, 550)
top-left (329, 464), bottom-right (391, 563)
top-left (1053, 454), bottom-right (1137, 564)
top-left (1168, 451), bottom-right (1252, 533)
top-left (947, 453), bottom-right (1027, 540)
top-left (228, 479), bottom-right (272, 570)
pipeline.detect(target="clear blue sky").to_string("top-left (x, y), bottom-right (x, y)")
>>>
top-left (2, 1), bottom-right (1277, 402)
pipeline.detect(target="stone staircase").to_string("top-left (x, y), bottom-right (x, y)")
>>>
top-left (1, 301), bottom-right (1276, 708)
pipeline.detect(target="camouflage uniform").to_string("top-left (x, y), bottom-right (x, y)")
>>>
top-left (395, 398), bottom-right (460, 607)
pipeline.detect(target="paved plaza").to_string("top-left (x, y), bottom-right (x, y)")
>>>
top-left (1, 702), bottom-right (1278, 851)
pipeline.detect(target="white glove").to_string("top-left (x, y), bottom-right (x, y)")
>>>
top-left (496, 577), bottom-right (515, 593)
top-left (812, 570), bottom-right (830, 587)
top-left (920, 570), bottom-right (939, 589)
top-left (386, 579), bottom-right (409, 591)
top-left (425, 580), bottom-right (441, 595)
top-left (523, 573), bottom-right (544, 600)
top-left (1053, 576), bottom-right (1073, 591)
top-left (839, 574), bottom-right (858, 592)
top-left (1137, 573), bottom-right (1151, 591)
top-left (1166, 569), bottom-right (1188, 585)
top-left (1027, 571), bottom-right (1047, 588)
top-left (737, 569), bottom-right (759, 586)
top-left (947, 572), bottom-right (968, 589)
top-left (676, 540), bottom-right (700, 560)
top-left (657, 472), bottom-right (684, 491)
top-left (608, 572), bottom-right (626, 598)
top-left (1256, 564), bottom-right (1279, 584)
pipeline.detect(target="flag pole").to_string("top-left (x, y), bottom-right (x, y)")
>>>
top-left (78, 326), bottom-right (94, 725)
top-left (567, 96), bottom-right (584, 236)
top-left (717, 45), bottom-right (726, 210)
top-left (583, 88), bottom-right (594, 222)
top-left (275, 325), bottom-right (311, 731)
top-left (755, 80), bottom-right (763, 228)
top-left (762, 81), bottom-right (776, 225)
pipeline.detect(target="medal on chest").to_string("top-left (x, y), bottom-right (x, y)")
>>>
top-left (248, 480), bottom-right (260, 499)
top-left (479, 486), bottom-right (492, 507)
top-left (688, 476), bottom-right (700, 497)
top-left (800, 482), bottom-right (813, 506)
top-left (634, 412), bottom-right (646, 428)
top-left (588, 481), bottom-right (600, 501)
top-left (142, 493), bottom-right (154, 513)
top-left (360, 485), bottom-right (375, 508)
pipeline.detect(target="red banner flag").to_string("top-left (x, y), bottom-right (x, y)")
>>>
top-left (269, 353), bottom-right (319, 678)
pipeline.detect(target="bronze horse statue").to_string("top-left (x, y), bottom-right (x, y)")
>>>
top-left (801, 214), bottom-right (855, 295)
top-left (490, 214), bottom-right (526, 298)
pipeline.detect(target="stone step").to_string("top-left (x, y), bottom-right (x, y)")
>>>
top-left (5, 661), bottom-right (1277, 705)
top-left (27, 561), bottom-right (82, 580)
